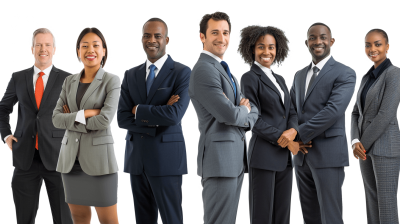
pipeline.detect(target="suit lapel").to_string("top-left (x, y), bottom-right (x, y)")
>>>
top-left (232, 75), bottom-right (240, 105)
top-left (25, 67), bottom-right (38, 111)
top-left (38, 67), bottom-right (59, 113)
top-left (146, 56), bottom-right (174, 104)
top-left (275, 73), bottom-right (290, 112)
top-left (79, 67), bottom-right (105, 109)
top-left (137, 62), bottom-right (147, 103)
top-left (304, 57), bottom-right (335, 103)
top-left (357, 74), bottom-right (369, 114)
top-left (299, 65), bottom-right (310, 107)
top-left (363, 69), bottom-right (389, 114)
top-left (252, 64), bottom-right (284, 108)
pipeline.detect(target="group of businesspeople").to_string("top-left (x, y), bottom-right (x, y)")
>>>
top-left (0, 10), bottom-right (399, 224)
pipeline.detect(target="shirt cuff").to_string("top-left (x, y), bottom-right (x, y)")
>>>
top-left (75, 110), bottom-right (86, 125)
top-left (134, 105), bottom-right (139, 119)
top-left (246, 106), bottom-right (250, 113)
top-left (351, 139), bottom-right (360, 146)
top-left (4, 134), bottom-right (11, 142)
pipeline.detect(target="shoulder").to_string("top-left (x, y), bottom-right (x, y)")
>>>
top-left (241, 70), bottom-right (258, 83)
top-left (294, 65), bottom-right (309, 79)
top-left (125, 63), bottom-right (145, 76)
top-left (333, 61), bottom-right (356, 76)
top-left (173, 61), bottom-right (191, 74)
top-left (103, 71), bottom-right (121, 85)
top-left (192, 60), bottom-right (216, 76)
top-left (11, 67), bottom-right (32, 80)
top-left (383, 65), bottom-right (400, 80)
top-left (54, 67), bottom-right (72, 78)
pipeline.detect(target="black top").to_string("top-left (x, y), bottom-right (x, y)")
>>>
top-left (361, 58), bottom-right (392, 112)
top-left (76, 82), bottom-right (91, 108)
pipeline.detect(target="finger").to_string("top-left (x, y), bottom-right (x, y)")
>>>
top-left (67, 107), bottom-right (71, 113)
top-left (300, 147), bottom-right (309, 153)
top-left (360, 144), bottom-right (366, 153)
top-left (277, 136), bottom-right (283, 144)
top-left (354, 149), bottom-right (365, 159)
top-left (12, 137), bottom-right (18, 142)
top-left (299, 148), bottom-right (306, 154)
top-left (353, 151), bottom-right (359, 159)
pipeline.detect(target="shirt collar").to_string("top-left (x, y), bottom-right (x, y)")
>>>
top-left (202, 50), bottom-right (222, 63)
top-left (146, 53), bottom-right (169, 71)
top-left (311, 54), bottom-right (331, 71)
top-left (369, 58), bottom-right (392, 78)
top-left (33, 64), bottom-right (53, 76)
top-left (254, 61), bottom-right (273, 75)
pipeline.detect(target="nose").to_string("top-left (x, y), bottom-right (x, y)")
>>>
top-left (216, 32), bottom-right (224, 42)
top-left (87, 45), bottom-right (95, 53)
top-left (316, 37), bottom-right (323, 45)
top-left (148, 35), bottom-right (156, 43)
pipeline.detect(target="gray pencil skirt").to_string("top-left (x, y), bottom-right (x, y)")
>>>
top-left (61, 160), bottom-right (118, 207)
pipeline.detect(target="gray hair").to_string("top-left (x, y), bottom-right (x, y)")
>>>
top-left (32, 28), bottom-right (56, 47)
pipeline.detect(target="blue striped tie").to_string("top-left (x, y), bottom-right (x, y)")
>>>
top-left (147, 64), bottom-right (156, 95)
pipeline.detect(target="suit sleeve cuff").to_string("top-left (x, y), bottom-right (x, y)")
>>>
top-left (135, 104), bottom-right (139, 119)
top-left (75, 110), bottom-right (86, 125)
top-left (351, 138), bottom-right (360, 146)
top-left (4, 134), bottom-right (11, 142)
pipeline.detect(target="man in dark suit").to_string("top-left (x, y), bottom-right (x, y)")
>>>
top-left (0, 28), bottom-right (72, 224)
top-left (117, 18), bottom-right (190, 224)
top-left (290, 23), bottom-right (356, 224)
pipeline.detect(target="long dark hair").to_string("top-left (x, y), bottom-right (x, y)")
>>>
top-left (76, 27), bottom-right (108, 67)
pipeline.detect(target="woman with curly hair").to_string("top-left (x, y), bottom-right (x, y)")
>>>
top-left (239, 26), bottom-right (300, 224)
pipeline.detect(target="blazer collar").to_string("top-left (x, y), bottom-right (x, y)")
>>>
top-left (25, 66), bottom-right (37, 111)
top-left (38, 66), bottom-right (59, 113)
top-left (303, 56), bottom-right (336, 104)
top-left (145, 55), bottom-right (174, 104)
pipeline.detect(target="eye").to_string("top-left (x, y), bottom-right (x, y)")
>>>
top-left (82, 45), bottom-right (87, 48)
top-left (258, 46), bottom-right (264, 50)
top-left (269, 47), bottom-right (274, 50)
top-left (155, 35), bottom-right (161, 38)
top-left (365, 44), bottom-right (370, 48)
top-left (375, 43), bottom-right (382, 47)
top-left (212, 32), bottom-right (217, 35)
top-left (94, 44), bottom-right (99, 47)
top-left (223, 32), bottom-right (229, 35)
top-left (321, 36), bottom-right (326, 40)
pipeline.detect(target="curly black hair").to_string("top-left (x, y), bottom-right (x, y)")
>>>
top-left (366, 28), bottom-right (389, 44)
top-left (238, 25), bottom-right (289, 66)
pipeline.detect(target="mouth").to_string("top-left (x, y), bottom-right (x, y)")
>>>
top-left (369, 53), bottom-right (379, 58)
top-left (214, 43), bottom-right (226, 49)
top-left (260, 57), bottom-right (272, 63)
top-left (85, 55), bottom-right (96, 61)
top-left (39, 54), bottom-right (48, 57)
top-left (146, 46), bottom-right (159, 50)
top-left (312, 46), bottom-right (325, 52)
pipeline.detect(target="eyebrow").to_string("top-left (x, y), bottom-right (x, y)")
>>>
top-left (365, 40), bottom-right (382, 44)
top-left (81, 41), bottom-right (99, 43)
top-left (143, 33), bottom-right (162, 35)
top-left (257, 43), bottom-right (275, 46)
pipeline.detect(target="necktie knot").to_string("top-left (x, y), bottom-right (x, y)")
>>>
top-left (312, 66), bottom-right (320, 73)
top-left (220, 61), bottom-right (228, 70)
top-left (39, 72), bottom-right (45, 77)
top-left (149, 64), bottom-right (157, 72)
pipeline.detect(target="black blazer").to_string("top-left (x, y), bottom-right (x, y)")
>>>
top-left (0, 66), bottom-right (71, 171)
top-left (241, 64), bottom-right (298, 171)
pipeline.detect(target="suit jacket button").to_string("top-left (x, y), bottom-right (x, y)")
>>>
top-left (245, 123), bottom-right (248, 126)
top-left (302, 110), bottom-right (305, 114)
top-left (75, 139), bottom-right (78, 142)
top-left (36, 116), bottom-right (39, 119)
top-left (283, 116), bottom-right (286, 119)
top-left (32, 135), bottom-right (35, 138)
top-left (141, 136), bottom-right (143, 138)
top-left (242, 137), bottom-right (244, 141)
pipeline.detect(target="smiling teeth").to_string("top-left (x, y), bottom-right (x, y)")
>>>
top-left (86, 56), bottom-right (95, 58)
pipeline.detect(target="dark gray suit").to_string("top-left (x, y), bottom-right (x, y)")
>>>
top-left (290, 56), bottom-right (356, 224)
top-left (351, 64), bottom-right (400, 224)
top-left (189, 53), bottom-right (258, 224)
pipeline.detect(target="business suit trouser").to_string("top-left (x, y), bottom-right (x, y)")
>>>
top-left (202, 167), bottom-right (244, 224)
top-left (360, 154), bottom-right (400, 224)
top-left (249, 166), bottom-right (293, 224)
top-left (11, 150), bottom-right (72, 224)
top-left (130, 172), bottom-right (183, 224)
top-left (295, 156), bottom-right (344, 224)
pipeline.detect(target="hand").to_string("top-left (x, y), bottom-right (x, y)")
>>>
top-left (353, 142), bottom-right (366, 160)
top-left (63, 105), bottom-right (71, 113)
top-left (167, 95), bottom-right (180, 106)
top-left (287, 141), bottom-right (299, 155)
top-left (5, 135), bottom-right (17, 150)
top-left (239, 98), bottom-right (251, 111)
top-left (298, 141), bottom-right (312, 154)
top-left (84, 109), bottom-right (101, 118)
top-left (132, 105), bottom-right (138, 115)
top-left (278, 128), bottom-right (297, 148)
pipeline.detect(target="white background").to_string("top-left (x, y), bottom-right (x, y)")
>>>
top-left (1, 0), bottom-right (400, 223)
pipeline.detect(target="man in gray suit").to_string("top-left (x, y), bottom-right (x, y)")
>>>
top-left (189, 12), bottom-right (258, 224)
top-left (290, 23), bottom-right (356, 224)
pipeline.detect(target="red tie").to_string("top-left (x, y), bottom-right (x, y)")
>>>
top-left (35, 72), bottom-right (45, 150)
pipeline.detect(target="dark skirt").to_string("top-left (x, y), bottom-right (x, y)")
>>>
top-left (61, 160), bottom-right (118, 207)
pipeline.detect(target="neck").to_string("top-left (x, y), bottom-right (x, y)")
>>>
top-left (204, 49), bottom-right (223, 60)
top-left (374, 58), bottom-right (387, 69)
top-left (312, 55), bottom-right (329, 65)
top-left (148, 53), bottom-right (166, 63)
top-left (83, 64), bottom-right (101, 79)
top-left (34, 63), bottom-right (52, 71)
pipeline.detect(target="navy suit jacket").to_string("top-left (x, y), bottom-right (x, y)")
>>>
top-left (290, 57), bottom-right (356, 168)
top-left (241, 64), bottom-right (298, 172)
top-left (117, 55), bottom-right (190, 176)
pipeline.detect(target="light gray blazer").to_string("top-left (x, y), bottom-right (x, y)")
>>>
top-left (189, 53), bottom-right (258, 178)
top-left (52, 68), bottom-right (121, 175)
top-left (351, 65), bottom-right (400, 156)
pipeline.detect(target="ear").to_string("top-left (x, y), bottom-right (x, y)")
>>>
top-left (103, 47), bottom-right (106, 55)
top-left (330, 38), bottom-right (335, 46)
top-left (166, 36), bottom-right (169, 45)
top-left (200, 33), bottom-right (206, 44)
top-left (386, 43), bottom-right (390, 52)
top-left (305, 40), bottom-right (308, 47)
top-left (53, 47), bottom-right (56, 55)
top-left (31, 46), bottom-right (34, 55)
top-left (77, 48), bottom-right (81, 61)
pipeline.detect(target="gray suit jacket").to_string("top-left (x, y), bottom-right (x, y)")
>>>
top-left (189, 53), bottom-right (258, 178)
top-left (351, 65), bottom-right (400, 156)
top-left (52, 68), bottom-right (121, 175)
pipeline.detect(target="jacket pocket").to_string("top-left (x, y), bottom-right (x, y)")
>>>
top-left (61, 136), bottom-right (68, 145)
top-left (210, 133), bottom-right (236, 142)
top-left (52, 130), bottom-right (65, 138)
top-left (93, 136), bottom-right (114, 145)
top-left (162, 133), bottom-right (184, 142)
top-left (14, 130), bottom-right (22, 138)
top-left (325, 128), bottom-right (344, 138)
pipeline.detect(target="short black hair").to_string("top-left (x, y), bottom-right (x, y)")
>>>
top-left (308, 22), bottom-right (332, 35)
top-left (238, 25), bottom-right (289, 66)
top-left (199, 12), bottom-right (231, 37)
top-left (366, 28), bottom-right (389, 44)
top-left (76, 27), bottom-right (108, 67)
top-left (143, 18), bottom-right (168, 37)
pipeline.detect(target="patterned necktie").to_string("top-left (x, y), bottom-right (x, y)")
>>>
top-left (35, 72), bottom-right (45, 150)
top-left (220, 61), bottom-right (237, 99)
top-left (147, 64), bottom-right (156, 95)
top-left (306, 66), bottom-right (320, 96)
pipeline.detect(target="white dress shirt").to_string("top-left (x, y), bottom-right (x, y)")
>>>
top-left (305, 54), bottom-right (332, 97)
top-left (5, 65), bottom-right (53, 142)
top-left (134, 53), bottom-right (169, 118)
top-left (201, 50), bottom-right (249, 113)
top-left (254, 61), bottom-right (284, 104)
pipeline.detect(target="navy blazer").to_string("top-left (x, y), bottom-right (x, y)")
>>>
top-left (117, 55), bottom-right (190, 176)
top-left (290, 57), bottom-right (356, 168)
top-left (241, 64), bottom-right (298, 171)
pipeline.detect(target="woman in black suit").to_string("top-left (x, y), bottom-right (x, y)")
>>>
top-left (239, 26), bottom-right (301, 224)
